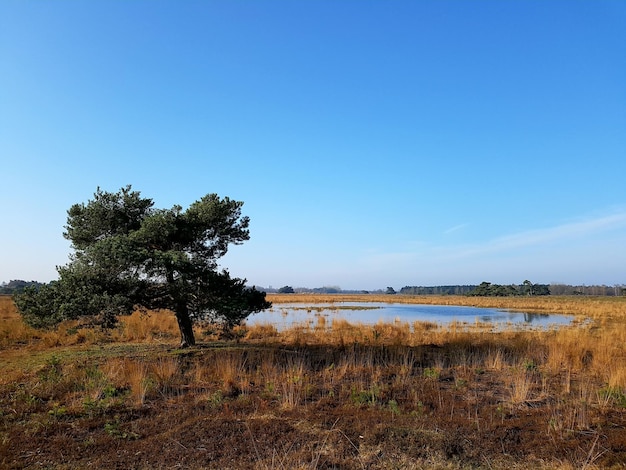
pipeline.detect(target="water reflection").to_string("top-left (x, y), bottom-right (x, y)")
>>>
top-left (247, 302), bottom-right (574, 330)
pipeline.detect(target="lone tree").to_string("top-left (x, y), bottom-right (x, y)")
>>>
top-left (14, 186), bottom-right (271, 347)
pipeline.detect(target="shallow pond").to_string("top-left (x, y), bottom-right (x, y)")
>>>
top-left (247, 302), bottom-right (576, 330)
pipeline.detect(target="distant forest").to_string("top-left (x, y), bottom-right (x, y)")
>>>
top-left (401, 282), bottom-right (625, 297)
top-left (2, 280), bottom-right (624, 297)
top-left (262, 282), bottom-right (625, 297)
top-left (400, 285), bottom-right (477, 295)
top-left (401, 281), bottom-right (551, 297)
top-left (0, 280), bottom-right (45, 295)
top-left (400, 281), bottom-right (550, 297)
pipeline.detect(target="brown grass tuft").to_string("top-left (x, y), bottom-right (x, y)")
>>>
top-left (2, 294), bottom-right (626, 469)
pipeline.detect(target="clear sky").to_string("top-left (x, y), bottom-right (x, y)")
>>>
top-left (1, 1), bottom-right (625, 291)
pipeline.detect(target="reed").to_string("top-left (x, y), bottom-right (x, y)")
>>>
top-left (267, 293), bottom-right (626, 320)
top-left (0, 297), bottom-right (35, 347)
top-left (507, 369), bottom-right (535, 406)
top-left (122, 359), bottom-right (151, 406)
top-left (212, 350), bottom-right (249, 396)
top-left (114, 309), bottom-right (181, 342)
top-left (2, 294), bottom-right (626, 468)
top-left (150, 356), bottom-right (180, 396)
top-left (279, 355), bottom-right (307, 409)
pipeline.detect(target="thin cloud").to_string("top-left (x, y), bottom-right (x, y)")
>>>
top-left (455, 211), bottom-right (626, 258)
top-left (350, 209), bottom-right (626, 287)
top-left (443, 223), bottom-right (469, 235)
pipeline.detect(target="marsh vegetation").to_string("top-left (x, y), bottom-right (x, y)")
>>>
top-left (1, 294), bottom-right (626, 469)
top-left (250, 301), bottom-right (575, 331)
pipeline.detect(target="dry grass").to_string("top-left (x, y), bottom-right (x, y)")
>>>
top-left (0, 295), bottom-right (38, 347)
top-left (267, 293), bottom-right (626, 320)
top-left (2, 294), bottom-right (626, 469)
top-left (0, 295), bottom-right (203, 348)
top-left (112, 309), bottom-right (181, 342)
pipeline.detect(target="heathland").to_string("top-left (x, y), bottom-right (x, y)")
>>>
top-left (1, 294), bottom-right (625, 469)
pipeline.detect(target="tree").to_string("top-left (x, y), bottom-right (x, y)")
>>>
top-left (467, 280), bottom-right (550, 297)
top-left (0, 280), bottom-right (45, 295)
top-left (278, 286), bottom-right (295, 294)
top-left (521, 280), bottom-right (534, 296)
top-left (14, 186), bottom-right (271, 347)
top-left (386, 287), bottom-right (396, 295)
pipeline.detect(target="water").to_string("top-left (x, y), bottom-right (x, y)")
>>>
top-left (247, 302), bottom-right (576, 330)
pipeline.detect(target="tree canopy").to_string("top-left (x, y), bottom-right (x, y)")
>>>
top-left (0, 280), bottom-right (45, 295)
top-left (467, 281), bottom-right (550, 297)
top-left (14, 186), bottom-right (271, 346)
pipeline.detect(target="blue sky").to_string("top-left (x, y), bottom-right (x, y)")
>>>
top-left (1, 1), bottom-right (625, 290)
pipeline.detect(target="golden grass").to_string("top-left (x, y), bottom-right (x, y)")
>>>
top-left (112, 309), bottom-right (181, 342)
top-left (0, 295), bottom-right (203, 348)
top-left (3, 294), bottom-right (625, 387)
top-left (0, 295), bottom-right (38, 347)
top-left (267, 293), bottom-right (626, 320)
top-left (263, 293), bottom-right (626, 388)
top-left (2, 291), bottom-right (626, 468)
top-left (4, 293), bottom-right (624, 394)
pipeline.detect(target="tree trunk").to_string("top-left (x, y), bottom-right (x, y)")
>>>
top-left (175, 301), bottom-right (196, 348)
top-left (166, 267), bottom-right (196, 348)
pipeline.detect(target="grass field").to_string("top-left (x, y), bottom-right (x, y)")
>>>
top-left (1, 294), bottom-right (625, 469)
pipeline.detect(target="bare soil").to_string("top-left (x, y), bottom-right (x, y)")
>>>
top-left (2, 295), bottom-right (626, 469)
top-left (2, 341), bottom-right (626, 469)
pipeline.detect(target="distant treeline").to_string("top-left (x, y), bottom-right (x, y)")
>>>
top-left (399, 285), bottom-right (477, 295)
top-left (401, 282), bottom-right (625, 297)
top-left (400, 283), bottom-right (550, 297)
top-left (0, 280), bottom-right (45, 295)
top-left (550, 284), bottom-right (625, 296)
top-left (466, 281), bottom-right (551, 297)
top-left (3, 280), bottom-right (625, 297)
top-left (261, 286), bottom-right (371, 294)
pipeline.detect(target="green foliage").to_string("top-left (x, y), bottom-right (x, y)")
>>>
top-left (388, 399), bottom-right (401, 415)
top-left (523, 359), bottom-right (537, 372)
top-left (48, 403), bottom-right (68, 418)
top-left (15, 266), bottom-right (137, 329)
top-left (467, 281), bottom-right (550, 297)
top-left (599, 386), bottom-right (626, 408)
top-left (423, 367), bottom-right (440, 379)
top-left (39, 355), bottom-right (63, 383)
top-left (104, 417), bottom-right (140, 440)
top-left (0, 280), bottom-right (45, 295)
top-left (400, 285), bottom-right (477, 295)
top-left (14, 185), bottom-right (271, 346)
top-left (206, 390), bottom-right (224, 409)
top-left (310, 286), bottom-right (341, 294)
top-left (350, 384), bottom-right (381, 406)
top-left (14, 284), bottom-right (67, 328)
